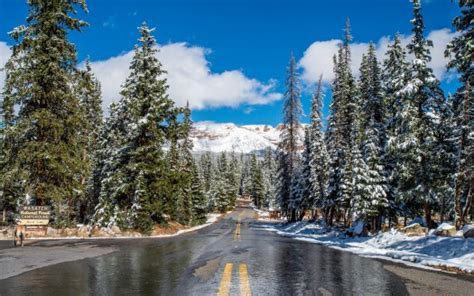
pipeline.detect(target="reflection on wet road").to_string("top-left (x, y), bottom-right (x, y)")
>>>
top-left (0, 204), bottom-right (468, 295)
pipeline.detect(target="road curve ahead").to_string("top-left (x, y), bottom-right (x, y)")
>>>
top-left (0, 203), bottom-right (473, 295)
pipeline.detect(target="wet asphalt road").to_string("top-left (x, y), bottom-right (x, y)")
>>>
top-left (0, 204), bottom-right (473, 296)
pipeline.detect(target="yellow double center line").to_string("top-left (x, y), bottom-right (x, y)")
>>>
top-left (234, 222), bottom-right (241, 241)
top-left (239, 264), bottom-right (251, 296)
top-left (217, 263), bottom-right (234, 296)
top-left (217, 263), bottom-right (251, 296)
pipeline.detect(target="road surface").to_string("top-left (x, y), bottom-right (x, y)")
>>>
top-left (0, 203), bottom-right (473, 295)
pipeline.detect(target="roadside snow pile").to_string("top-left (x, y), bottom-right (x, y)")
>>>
top-left (263, 221), bottom-right (474, 273)
top-left (171, 213), bottom-right (222, 236)
top-left (205, 213), bottom-right (222, 224)
top-left (0, 213), bottom-right (223, 240)
top-left (254, 208), bottom-right (270, 218)
top-left (463, 224), bottom-right (474, 238)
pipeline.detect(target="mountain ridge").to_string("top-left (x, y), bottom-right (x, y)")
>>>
top-left (190, 121), bottom-right (304, 153)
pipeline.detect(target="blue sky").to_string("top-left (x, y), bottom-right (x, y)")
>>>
top-left (0, 0), bottom-right (461, 126)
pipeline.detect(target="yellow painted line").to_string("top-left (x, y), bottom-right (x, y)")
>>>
top-left (234, 223), bottom-right (241, 241)
top-left (239, 264), bottom-right (251, 296)
top-left (217, 263), bottom-right (233, 296)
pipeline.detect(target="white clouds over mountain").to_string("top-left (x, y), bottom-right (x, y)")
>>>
top-left (88, 42), bottom-right (282, 112)
top-left (0, 29), bottom-right (457, 112)
top-left (299, 28), bottom-right (457, 85)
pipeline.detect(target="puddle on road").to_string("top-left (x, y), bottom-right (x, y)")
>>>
top-left (193, 258), bottom-right (220, 281)
top-left (231, 247), bottom-right (248, 255)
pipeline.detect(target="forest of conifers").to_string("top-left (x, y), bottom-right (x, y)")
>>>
top-left (0, 0), bottom-right (472, 233)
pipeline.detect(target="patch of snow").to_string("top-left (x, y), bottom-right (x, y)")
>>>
top-left (260, 221), bottom-right (474, 273)
top-left (15, 213), bottom-right (223, 241)
top-left (436, 223), bottom-right (455, 231)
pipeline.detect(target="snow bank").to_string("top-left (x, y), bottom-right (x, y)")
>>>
top-left (262, 221), bottom-right (474, 274)
top-left (253, 208), bottom-right (269, 218)
top-left (1, 213), bottom-right (223, 241)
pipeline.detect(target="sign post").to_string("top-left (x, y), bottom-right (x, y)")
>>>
top-left (18, 206), bottom-right (50, 226)
top-left (14, 206), bottom-right (50, 246)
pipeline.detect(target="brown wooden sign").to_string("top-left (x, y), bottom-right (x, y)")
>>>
top-left (18, 206), bottom-right (50, 226)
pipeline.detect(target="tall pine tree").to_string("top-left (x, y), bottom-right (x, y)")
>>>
top-left (309, 76), bottom-right (329, 217)
top-left (394, 0), bottom-right (447, 228)
top-left (446, 0), bottom-right (473, 229)
top-left (76, 59), bottom-right (103, 223)
top-left (96, 23), bottom-right (179, 232)
top-left (277, 54), bottom-right (303, 222)
top-left (326, 19), bottom-right (357, 225)
top-left (382, 33), bottom-right (410, 223)
top-left (2, 0), bottom-right (88, 225)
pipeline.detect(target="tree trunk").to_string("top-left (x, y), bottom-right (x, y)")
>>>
top-left (328, 206), bottom-right (334, 226)
top-left (290, 209), bottom-right (296, 223)
top-left (462, 179), bottom-right (473, 225)
top-left (455, 82), bottom-right (472, 230)
top-left (424, 202), bottom-right (432, 229)
top-left (454, 172), bottom-right (464, 229)
top-left (298, 210), bottom-right (306, 221)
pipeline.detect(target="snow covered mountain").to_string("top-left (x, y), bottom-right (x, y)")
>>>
top-left (191, 121), bottom-right (304, 153)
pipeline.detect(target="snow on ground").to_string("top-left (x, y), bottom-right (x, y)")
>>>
top-left (0, 213), bottom-right (223, 241)
top-left (260, 220), bottom-right (474, 274)
top-left (253, 208), bottom-right (270, 218)
top-left (165, 213), bottom-right (222, 237)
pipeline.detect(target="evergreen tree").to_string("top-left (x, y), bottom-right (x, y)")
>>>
top-left (262, 147), bottom-right (277, 209)
top-left (277, 53), bottom-right (303, 222)
top-left (356, 43), bottom-right (387, 229)
top-left (199, 152), bottom-right (213, 192)
top-left (77, 60), bottom-right (103, 223)
top-left (453, 82), bottom-right (473, 228)
top-left (92, 103), bottom-right (125, 227)
top-left (97, 23), bottom-right (179, 231)
top-left (77, 60), bottom-right (103, 156)
top-left (2, 0), bottom-right (88, 225)
top-left (0, 57), bottom-right (24, 215)
top-left (445, 0), bottom-right (473, 87)
top-left (308, 76), bottom-right (330, 216)
top-left (249, 153), bottom-right (265, 209)
top-left (350, 142), bottom-right (370, 222)
top-left (434, 100), bottom-right (457, 222)
top-left (382, 33), bottom-right (410, 223)
top-left (291, 127), bottom-right (312, 220)
top-left (326, 19), bottom-right (357, 225)
top-left (131, 171), bottom-right (154, 233)
top-left (289, 165), bottom-right (304, 219)
top-left (175, 102), bottom-right (194, 225)
top-left (358, 43), bottom-right (384, 137)
top-left (394, 0), bottom-right (447, 228)
top-left (199, 152), bottom-right (215, 210)
top-left (446, 0), bottom-right (473, 229)
top-left (190, 160), bottom-right (207, 225)
top-left (213, 152), bottom-right (235, 212)
top-left (240, 155), bottom-right (253, 196)
top-left (361, 121), bottom-right (388, 231)
top-left (227, 151), bottom-right (241, 200)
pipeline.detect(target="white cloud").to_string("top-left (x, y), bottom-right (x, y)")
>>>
top-left (299, 28), bottom-right (457, 85)
top-left (0, 41), bottom-right (11, 93)
top-left (0, 40), bottom-right (281, 111)
top-left (89, 42), bottom-right (282, 111)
